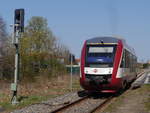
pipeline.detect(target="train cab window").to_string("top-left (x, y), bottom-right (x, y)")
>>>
top-left (85, 45), bottom-right (117, 68)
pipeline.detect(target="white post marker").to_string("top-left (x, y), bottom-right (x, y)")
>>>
top-left (11, 25), bottom-right (20, 105)
top-left (70, 54), bottom-right (73, 91)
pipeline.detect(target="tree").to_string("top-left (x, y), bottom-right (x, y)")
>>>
top-left (143, 63), bottom-right (150, 69)
top-left (20, 16), bottom-right (69, 80)
top-left (22, 16), bottom-right (56, 53)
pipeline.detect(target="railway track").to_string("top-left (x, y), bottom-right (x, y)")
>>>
top-left (89, 96), bottom-right (114, 113)
top-left (137, 71), bottom-right (146, 79)
top-left (51, 71), bottom-right (147, 113)
top-left (51, 96), bottom-right (89, 113)
top-left (51, 94), bottom-right (114, 113)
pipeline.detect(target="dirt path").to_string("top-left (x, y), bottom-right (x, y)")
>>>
top-left (103, 85), bottom-right (150, 113)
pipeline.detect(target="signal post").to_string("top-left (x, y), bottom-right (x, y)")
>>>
top-left (11, 9), bottom-right (24, 105)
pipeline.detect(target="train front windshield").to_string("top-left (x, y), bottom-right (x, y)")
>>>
top-left (86, 45), bottom-right (117, 68)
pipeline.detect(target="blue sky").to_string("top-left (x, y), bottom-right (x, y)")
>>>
top-left (0, 0), bottom-right (150, 62)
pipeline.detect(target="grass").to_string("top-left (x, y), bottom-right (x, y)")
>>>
top-left (0, 95), bottom-right (55, 112)
top-left (0, 75), bottom-right (82, 112)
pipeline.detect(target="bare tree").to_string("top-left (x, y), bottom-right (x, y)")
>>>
top-left (0, 16), bottom-right (14, 79)
top-left (0, 16), bottom-right (7, 56)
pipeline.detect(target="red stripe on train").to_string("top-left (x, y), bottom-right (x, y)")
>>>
top-left (80, 41), bottom-right (86, 81)
top-left (111, 40), bottom-right (123, 88)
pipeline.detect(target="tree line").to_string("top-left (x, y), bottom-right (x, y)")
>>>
top-left (0, 16), bottom-right (72, 81)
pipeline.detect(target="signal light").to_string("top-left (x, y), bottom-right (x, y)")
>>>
top-left (14, 9), bottom-right (24, 32)
top-left (69, 54), bottom-right (75, 63)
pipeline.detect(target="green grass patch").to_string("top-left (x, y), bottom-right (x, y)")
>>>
top-left (0, 95), bottom-right (57, 112)
top-left (0, 93), bottom-right (5, 97)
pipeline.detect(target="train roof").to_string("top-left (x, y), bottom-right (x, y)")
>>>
top-left (86, 36), bottom-right (136, 56)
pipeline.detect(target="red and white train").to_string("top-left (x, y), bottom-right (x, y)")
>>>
top-left (80, 37), bottom-right (137, 93)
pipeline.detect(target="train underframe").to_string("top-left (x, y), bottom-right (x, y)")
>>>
top-left (80, 74), bottom-right (136, 93)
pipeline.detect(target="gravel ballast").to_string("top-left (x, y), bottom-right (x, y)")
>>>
top-left (12, 92), bottom-right (84, 113)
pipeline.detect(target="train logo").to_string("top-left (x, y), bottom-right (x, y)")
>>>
top-left (93, 69), bottom-right (98, 73)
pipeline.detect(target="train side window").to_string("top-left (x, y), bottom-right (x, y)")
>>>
top-left (125, 50), bottom-right (130, 68)
top-left (120, 50), bottom-right (125, 68)
top-left (121, 49), bottom-right (137, 71)
top-left (130, 54), bottom-right (133, 72)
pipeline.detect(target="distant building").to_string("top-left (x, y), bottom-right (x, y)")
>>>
top-left (75, 59), bottom-right (80, 66)
top-left (148, 60), bottom-right (150, 64)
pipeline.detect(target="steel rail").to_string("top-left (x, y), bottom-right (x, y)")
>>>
top-left (50, 96), bottom-right (89, 113)
top-left (89, 96), bottom-right (113, 113)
